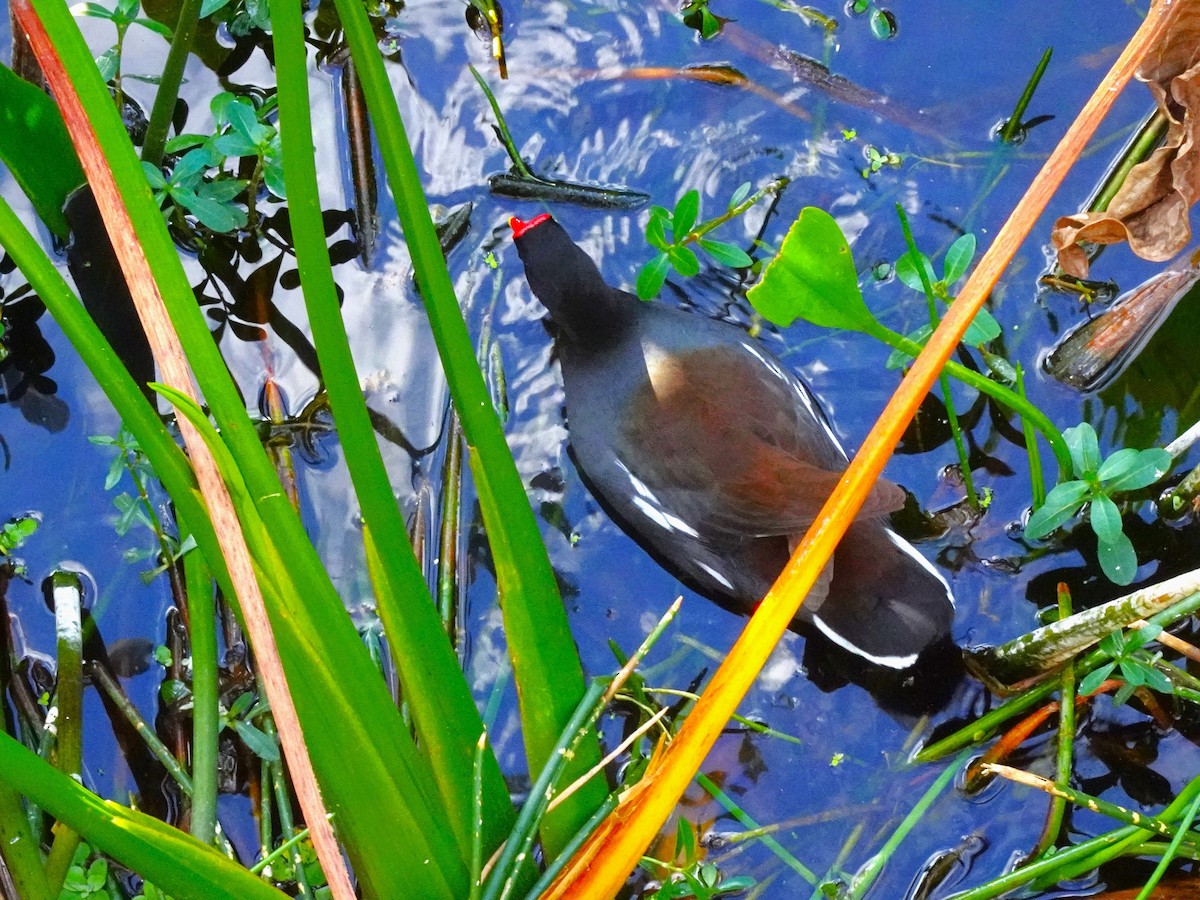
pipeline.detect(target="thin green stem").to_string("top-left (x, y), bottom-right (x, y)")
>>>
top-left (45, 570), bottom-right (84, 897)
top-left (873, 323), bottom-right (1070, 476)
top-left (481, 681), bottom-right (607, 900)
top-left (845, 753), bottom-right (968, 899)
top-left (88, 663), bottom-right (193, 795)
top-left (469, 733), bottom-right (487, 900)
top-left (1029, 584), bottom-right (1075, 860)
top-left (262, 716), bottom-right (314, 900)
top-left (183, 529), bottom-right (219, 846)
top-left (1093, 110), bottom-right (1168, 213)
top-left (696, 772), bottom-right (819, 886)
top-left (469, 64), bottom-right (535, 178)
top-left (141, 0), bottom-right (203, 166)
top-left (919, 590), bottom-right (1200, 763)
top-left (684, 177), bottom-right (790, 244)
top-left (249, 824), bottom-right (314, 875)
top-left (896, 205), bottom-right (977, 507)
top-left (1136, 792), bottom-right (1200, 900)
top-left (1000, 48), bottom-right (1052, 143)
top-left (1016, 364), bottom-right (1046, 508)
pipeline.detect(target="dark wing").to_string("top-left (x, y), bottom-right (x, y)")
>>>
top-left (618, 343), bottom-right (904, 540)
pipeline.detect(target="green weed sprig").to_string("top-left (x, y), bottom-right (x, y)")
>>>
top-left (636, 179), bottom-right (787, 299)
top-left (1024, 423), bottom-right (1171, 585)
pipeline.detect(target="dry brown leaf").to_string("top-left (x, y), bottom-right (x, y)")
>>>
top-left (1052, 0), bottom-right (1200, 277)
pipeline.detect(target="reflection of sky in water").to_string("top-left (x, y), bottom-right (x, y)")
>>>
top-left (1, 1), bottom-right (1186, 892)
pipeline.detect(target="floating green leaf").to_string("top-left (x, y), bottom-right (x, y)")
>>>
top-left (1024, 480), bottom-right (1089, 539)
top-left (747, 206), bottom-right (878, 332)
top-left (1099, 447), bottom-right (1171, 492)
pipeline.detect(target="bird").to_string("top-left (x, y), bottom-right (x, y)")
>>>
top-left (509, 212), bottom-right (954, 669)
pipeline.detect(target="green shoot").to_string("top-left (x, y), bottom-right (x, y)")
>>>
top-left (639, 819), bottom-right (756, 899)
top-left (1077, 624), bottom-right (1174, 705)
top-left (72, 0), bottom-right (171, 106)
top-left (636, 180), bottom-right (787, 299)
top-left (1024, 423), bottom-right (1171, 585)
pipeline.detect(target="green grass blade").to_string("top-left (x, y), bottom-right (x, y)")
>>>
top-left (0, 61), bottom-right (84, 236)
top-left (330, 0), bottom-right (606, 854)
top-left (269, 0), bottom-right (514, 861)
top-left (20, 3), bottom-right (467, 891)
top-left (155, 384), bottom-right (470, 899)
top-left (0, 733), bottom-right (287, 900)
top-left (0, 782), bottom-right (52, 900)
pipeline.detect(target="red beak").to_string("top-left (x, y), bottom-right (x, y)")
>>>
top-left (509, 213), bottom-right (552, 240)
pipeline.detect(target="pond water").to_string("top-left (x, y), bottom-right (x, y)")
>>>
top-left (5, 0), bottom-right (1199, 896)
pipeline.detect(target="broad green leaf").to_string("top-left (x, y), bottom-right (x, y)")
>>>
top-left (895, 248), bottom-right (936, 293)
top-left (133, 16), bottom-right (173, 37)
top-left (747, 206), bottom-right (878, 331)
top-left (1099, 447), bottom-right (1172, 492)
top-left (1099, 630), bottom-right (1126, 656)
top-left (1136, 661), bottom-right (1175, 694)
top-left (173, 148), bottom-right (215, 183)
top-left (95, 47), bottom-right (120, 83)
top-left (981, 348), bottom-right (1017, 384)
top-left (943, 233), bottom-right (976, 284)
top-left (1088, 493), bottom-right (1123, 545)
top-left (1024, 479), bottom-right (1090, 539)
top-left (645, 211), bottom-right (668, 250)
top-left (698, 238), bottom-right (752, 268)
top-left (200, 0), bottom-right (233, 15)
top-left (728, 181), bottom-right (751, 208)
top-left (163, 133), bottom-right (209, 153)
top-left (668, 244), bottom-right (700, 276)
top-left (869, 8), bottom-right (896, 38)
top-left (962, 306), bottom-right (1001, 346)
top-left (1078, 662), bottom-right (1116, 696)
top-left (1098, 531), bottom-right (1138, 585)
top-left (1112, 680), bottom-right (1138, 706)
top-left (672, 189), bottom-right (700, 237)
top-left (1064, 422), bottom-right (1101, 478)
top-left (262, 161), bottom-right (287, 199)
top-left (140, 161), bottom-right (168, 190)
top-left (1126, 622), bottom-right (1162, 651)
top-left (71, 2), bottom-right (116, 19)
top-left (0, 63), bottom-right (86, 237)
top-left (224, 99), bottom-right (262, 143)
top-left (196, 180), bottom-right (247, 204)
top-left (178, 193), bottom-right (245, 232)
top-left (0, 733), bottom-right (287, 900)
top-left (636, 253), bottom-right (670, 299)
top-left (233, 720), bottom-right (280, 762)
top-left (214, 132), bottom-right (259, 157)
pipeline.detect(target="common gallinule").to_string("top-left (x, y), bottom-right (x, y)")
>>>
top-left (510, 213), bottom-right (953, 668)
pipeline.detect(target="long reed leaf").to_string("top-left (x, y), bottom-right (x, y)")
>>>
top-left (269, 0), bottom-right (515, 861)
top-left (15, 2), bottom-right (466, 892)
top-left (329, 0), bottom-right (606, 853)
top-left (0, 733), bottom-right (287, 900)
